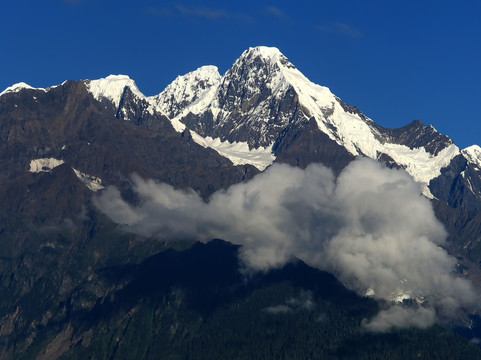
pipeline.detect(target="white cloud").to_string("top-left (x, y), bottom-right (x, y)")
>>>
top-left (317, 22), bottom-right (363, 38)
top-left (363, 306), bottom-right (437, 332)
top-left (265, 6), bottom-right (289, 20)
top-left (174, 4), bottom-right (254, 22)
top-left (94, 158), bottom-right (478, 330)
top-left (175, 4), bottom-right (226, 20)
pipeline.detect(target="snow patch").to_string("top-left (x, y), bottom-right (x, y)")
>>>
top-left (190, 133), bottom-right (275, 170)
top-left (160, 115), bottom-right (274, 170)
top-left (29, 158), bottom-right (104, 191)
top-left (29, 158), bottom-right (65, 173)
top-left (72, 168), bottom-right (105, 191)
top-left (380, 143), bottom-right (460, 198)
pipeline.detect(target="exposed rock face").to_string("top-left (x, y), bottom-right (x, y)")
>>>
top-left (374, 120), bottom-right (454, 156)
top-left (0, 77), bottom-right (262, 359)
top-left (273, 117), bottom-right (354, 175)
top-left (0, 80), bottom-right (258, 218)
top-left (177, 47), bottom-right (305, 149)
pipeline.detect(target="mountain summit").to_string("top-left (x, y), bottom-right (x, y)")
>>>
top-left (149, 65), bottom-right (221, 119)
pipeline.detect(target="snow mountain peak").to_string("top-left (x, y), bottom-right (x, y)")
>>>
top-left (238, 46), bottom-right (289, 66)
top-left (152, 46), bottom-right (460, 196)
top-left (149, 65), bottom-right (221, 119)
top-left (462, 145), bottom-right (481, 170)
top-left (0, 82), bottom-right (46, 97)
top-left (85, 74), bottom-right (144, 109)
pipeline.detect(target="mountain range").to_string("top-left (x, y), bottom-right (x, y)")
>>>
top-left (1, 46), bottom-right (481, 358)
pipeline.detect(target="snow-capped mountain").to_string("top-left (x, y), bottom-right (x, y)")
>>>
top-left (76, 46), bottom-right (464, 199)
top-left (63, 45), bottom-right (481, 262)
top-left (462, 145), bottom-right (481, 170)
top-left (148, 65), bottom-right (221, 119)
top-left (86, 75), bottom-right (144, 109)
top-left (3, 46), bottom-right (481, 358)
top-left (3, 45), bottom-right (481, 265)
top-left (165, 46), bottom-right (462, 198)
top-left (0, 82), bottom-right (42, 96)
top-left (3, 46), bottom-right (479, 203)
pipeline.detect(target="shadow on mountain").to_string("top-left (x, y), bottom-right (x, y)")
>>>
top-left (83, 239), bottom-right (365, 323)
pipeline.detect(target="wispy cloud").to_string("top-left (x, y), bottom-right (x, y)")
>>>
top-left (174, 4), bottom-right (254, 22)
top-left (265, 6), bottom-right (289, 20)
top-left (175, 4), bottom-right (226, 20)
top-left (263, 291), bottom-right (314, 314)
top-left (263, 304), bottom-right (291, 314)
top-left (317, 22), bottom-right (363, 39)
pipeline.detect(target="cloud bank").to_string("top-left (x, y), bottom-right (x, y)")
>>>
top-left (94, 158), bottom-right (478, 331)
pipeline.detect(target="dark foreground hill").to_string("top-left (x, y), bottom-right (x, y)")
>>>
top-left (15, 240), bottom-right (481, 360)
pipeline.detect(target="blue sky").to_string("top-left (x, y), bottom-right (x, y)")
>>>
top-left (1, 0), bottom-right (480, 148)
